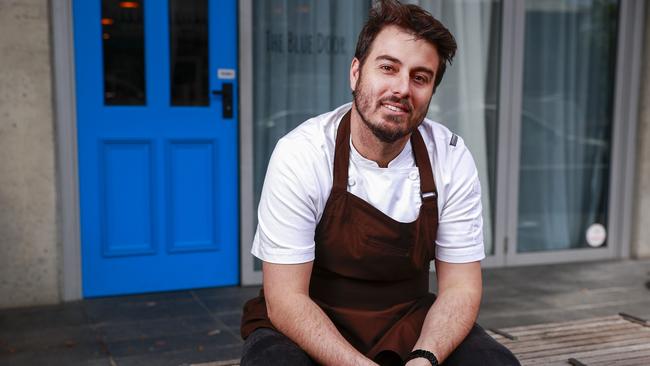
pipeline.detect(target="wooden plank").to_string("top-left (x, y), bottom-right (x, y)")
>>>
top-left (506, 318), bottom-right (629, 338)
top-left (506, 324), bottom-right (643, 346)
top-left (502, 324), bottom-right (649, 345)
top-left (507, 331), bottom-right (650, 354)
top-left (567, 358), bottom-right (587, 366)
top-left (514, 320), bottom-right (634, 338)
top-left (489, 315), bottom-right (650, 365)
top-left (576, 348), bottom-right (650, 364)
top-left (493, 326), bottom-right (646, 353)
top-left (520, 342), bottom-right (650, 365)
top-left (488, 327), bottom-right (518, 340)
top-left (519, 337), bottom-right (650, 360)
top-left (486, 331), bottom-right (507, 341)
top-left (498, 315), bottom-right (621, 333)
top-left (497, 322), bottom-right (642, 345)
top-left (590, 356), bottom-right (650, 366)
top-left (620, 312), bottom-right (650, 327)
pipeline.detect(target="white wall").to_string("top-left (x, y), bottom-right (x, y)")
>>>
top-left (0, 0), bottom-right (59, 308)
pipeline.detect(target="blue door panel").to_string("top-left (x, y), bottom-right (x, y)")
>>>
top-left (101, 141), bottom-right (156, 256)
top-left (167, 140), bottom-right (218, 252)
top-left (74, 0), bottom-right (239, 297)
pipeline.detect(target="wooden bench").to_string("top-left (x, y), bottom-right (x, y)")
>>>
top-left (487, 313), bottom-right (650, 365)
top-left (194, 314), bottom-right (650, 366)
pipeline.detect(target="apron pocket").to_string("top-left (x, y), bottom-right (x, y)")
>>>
top-left (363, 237), bottom-right (410, 257)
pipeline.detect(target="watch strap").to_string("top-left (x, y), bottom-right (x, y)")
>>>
top-left (404, 349), bottom-right (439, 366)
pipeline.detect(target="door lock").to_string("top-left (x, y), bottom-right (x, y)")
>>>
top-left (211, 83), bottom-right (233, 119)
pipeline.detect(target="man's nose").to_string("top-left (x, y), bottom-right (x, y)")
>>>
top-left (391, 73), bottom-right (410, 98)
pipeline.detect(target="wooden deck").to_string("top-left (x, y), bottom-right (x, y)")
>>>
top-left (487, 313), bottom-right (650, 365)
top-left (193, 314), bottom-right (650, 366)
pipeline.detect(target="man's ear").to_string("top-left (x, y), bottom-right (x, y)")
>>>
top-left (350, 57), bottom-right (360, 92)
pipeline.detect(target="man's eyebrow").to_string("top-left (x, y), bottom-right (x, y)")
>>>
top-left (375, 55), bottom-right (402, 64)
top-left (412, 66), bottom-right (435, 77)
top-left (374, 54), bottom-right (435, 77)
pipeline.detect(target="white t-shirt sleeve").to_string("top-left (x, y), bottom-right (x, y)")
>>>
top-left (251, 137), bottom-right (322, 264)
top-left (435, 138), bottom-right (486, 263)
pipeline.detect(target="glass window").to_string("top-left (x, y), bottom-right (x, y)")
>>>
top-left (252, 0), bottom-right (371, 207)
top-left (102, 0), bottom-right (146, 105)
top-left (411, 0), bottom-right (502, 256)
top-left (252, 0), bottom-right (371, 269)
top-left (517, 0), bottom-right (618, 252)
top-left (169, 0), bottom-right (209, 106)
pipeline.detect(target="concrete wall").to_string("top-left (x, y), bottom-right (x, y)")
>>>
top-left (632, 3), bottom-right (650, 259)
top-left (0, 1), bottom-right (59, 308)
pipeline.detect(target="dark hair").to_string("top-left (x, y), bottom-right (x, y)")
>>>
top-left (354, 0), bottom-right (457, 89)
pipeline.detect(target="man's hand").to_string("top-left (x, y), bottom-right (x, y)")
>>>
top-left (410, 260), bottom-right (482, 363)
top-left (263, 261), bottom-right (378, 366)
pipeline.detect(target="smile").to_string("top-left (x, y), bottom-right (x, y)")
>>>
top-left (382, 103), bottom-right (408, 113)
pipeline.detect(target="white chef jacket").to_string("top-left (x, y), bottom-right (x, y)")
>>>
top-left (252, 103), bottom-right (485, 265)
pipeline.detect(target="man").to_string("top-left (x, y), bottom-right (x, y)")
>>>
top-left (241, 1), bottom-right (519, 365)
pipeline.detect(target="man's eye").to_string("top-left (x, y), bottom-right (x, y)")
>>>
top-left (380, 65), bottom-right (394, 72)
top-left (414, 75), bottom-right (429, 84)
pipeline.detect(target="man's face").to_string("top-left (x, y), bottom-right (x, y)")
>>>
top-left (350, 25), bottom-right (439, 143)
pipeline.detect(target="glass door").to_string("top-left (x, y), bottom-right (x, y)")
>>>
top-left (243, 0), bottom-right (506, 280)
top-left (506, 0), bottom-right (620, 264)
top-left (240, 0), bottom-right (634, 283)
top-left (240, 0), bottom-right (372, 283)
top-left (415, 0), bottom-right (504, 266)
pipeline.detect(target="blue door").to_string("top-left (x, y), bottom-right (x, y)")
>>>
top-left (74, 0), bottom-right (239, 297)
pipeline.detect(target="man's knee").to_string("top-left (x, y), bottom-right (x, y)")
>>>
top-left (240, 328), bottom-right (315, 366)
top-left (445, 324), bottom-right (521, 366)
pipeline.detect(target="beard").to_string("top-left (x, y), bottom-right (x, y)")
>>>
top-left (352, 74), bottom-right (429, 143)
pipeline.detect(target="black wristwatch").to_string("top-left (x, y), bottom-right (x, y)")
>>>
top-left (404, 349), bottom-right (439, 366)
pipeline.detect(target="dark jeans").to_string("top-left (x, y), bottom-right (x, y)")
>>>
top-left (240, 325), bottom-right (520, 366)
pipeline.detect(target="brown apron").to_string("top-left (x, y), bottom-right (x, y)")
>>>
top-left (241, 111), bottom-right (439, 362)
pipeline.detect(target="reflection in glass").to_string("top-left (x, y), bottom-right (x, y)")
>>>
top-left (252, 0), bottom-right (372, 270)
top-left (102, 0), bottom-right (146, 105)
top-left (413, 0), bottom-right (502, 256)
top-left (517, 0), bottom-right (618, 252)
top-left (170, 0), bottom-right (209, 106)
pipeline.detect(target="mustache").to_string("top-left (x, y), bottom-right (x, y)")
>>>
top-left (378, 96), bottom-right (412, 113)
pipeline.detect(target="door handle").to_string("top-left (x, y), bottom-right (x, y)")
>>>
top-left (211, 83), bottom-right (233, 119)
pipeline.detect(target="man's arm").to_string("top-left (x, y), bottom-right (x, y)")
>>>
top-left (407, 261), bottom-right (482, 365)
top-left (263, 261), bottom-right (378, 366)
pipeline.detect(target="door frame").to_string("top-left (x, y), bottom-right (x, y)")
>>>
top-left (238, 0), bottom-right (260, 285)
top-left (52, 0), bottom-right (247, 300)
top-left (52, 0), bottom-right (82, 301)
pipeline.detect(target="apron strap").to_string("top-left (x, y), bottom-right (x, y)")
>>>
top-left (410, 130), bottom-right (438, 202)
top-left (332, 110), bottom-right (352, 192)
top-left (410, 129), bottom-right (439, 269)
